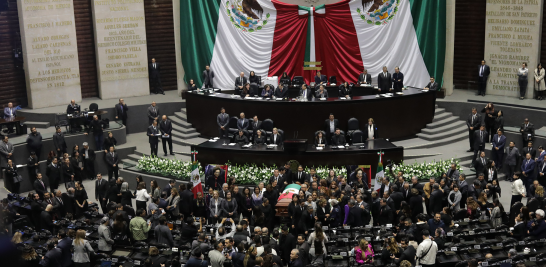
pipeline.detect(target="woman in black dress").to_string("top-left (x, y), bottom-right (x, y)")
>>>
top-left (280, 72), bottom-right (290, 86)
top-left (71, 151), bottom-right (84, 183)
top-left (103, 132), bottom-right (117, 153)
top-left (315, 131), bottom-right (327, 147)
top-left (241, 83), bottom-right (252, 98)
top-left (249, 71), bottom-right (260, 94)
top-left (6, 159), bottom-right (22, 193)
top-left (481, 103), bottom-right (497, 142)
top-left (495, 110), bottom-right (504, 132)
top-left (74, 181), bottom-right (88, 218)
top-left (188, 79), bottom-right (198, 91)
top-left (62, 158), bottom-right (75, 189)
top-left (253, 130), bottom-right (266, 145)
top-left (241, 187), bottom-right (254, 219)
top-left (72, 145), bottom-right (79, 156)
top-left (120, 182), bottom-right (134, 208)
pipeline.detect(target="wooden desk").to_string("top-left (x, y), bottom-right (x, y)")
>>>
top-left (0, 116), bottom-right (26, 135)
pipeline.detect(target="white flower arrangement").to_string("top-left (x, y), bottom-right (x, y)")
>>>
top-left (386, 158), bottom-right (463, 181)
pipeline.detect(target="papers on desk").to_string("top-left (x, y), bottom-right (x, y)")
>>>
top-left (228, 143), bottom-right (236, 146)
top-left (213, 137), bottom-right (219, 140)
top-left (396, 92), bottom-right (404, 95)
top-left (339, 97), bottom-right (347, 100)
top-left (275, 98), bottom-right (283, 101)
top-left (337, 146), bottom-right (345, 149)
top-left (422, 89), bottom-right (429, 92)
top-left (330, 83), bottom-right (336, 86)
top-left (316, 147), bottom-right (324, 150)
top-left (208, 139), bottom-right (217, 142)
top-left (16, 164), bottom-right (24, 168)
top-left (231, 95), bottom-right (241, 98)
top-left (319, 98), bottom-right (327, 101)
top-left (379, 94), bottom-right (393, 98)
top-left (245, 97), bottom-right (257, 100)
top-left (267, 144), bottom-right (277, 147)
top-left (242, 144), bottom-right (252, 148)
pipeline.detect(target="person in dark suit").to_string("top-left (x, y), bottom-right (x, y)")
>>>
top-left (466, 107), bottom-right (482, 152)
top-left (148, 120), bottom-right (160, 156)
top-left (324, 114), bottom-right (339, 140)
top-left (80, 142), bottom-right (96, 180)
top-left (478, 60), bottom-right (491, 96)
top-left (27, 152), bottom-right (39, 182)
top-left (217, 107), bottom-right (230, 138)
top-left (159, 115), bottom-right (174, 156)
top-left (94, 174), bottom-right (109, 213)
top-left (393, 237), bottom-right (416, 266)
top-left (377, 198), bottom-right (394, 225)
top-left (149, 58), bottom-right (164, 94)
top-left (279, 226), bottom-right (297, 265)
top-left (492, 129), bottom-right (506, 169)
top-left (253, 130), bottom-right (266, 145)
top-left (26, 127), bottom-right (42, 160)
top-left (474, 151), bottom-right (488, 176)
top-left (105, 147), bottom-right (119, 180)
top-left (187, 79), bottom-right (198, 92)
top-left (512, 213), bottom-right (527, 240)
top-left (289, 249), bottom-right (303, 267)
top-left (523, 141), bottom-right (536, 159)
top-left (234, 130), bottom-right (249, 145)
top-left (35, 173), bottom-right (48, 198)
top-left (298, 206), bottom-right (315, 234)
top-left (424, 77), bottom-right (439, 91)
top-left (429, 185), bottom-right (444, 215)
top-left (250, 115), bottom-right (262, 139)
top-left (275, 83), bottom-right (289, 99)
top-left (52, 190), bottom-right (66, 219)
top-left (40, 205), bottom-right (54, 232)
top-left (357, 69), bottom-right (372, 85)
top-left (506, 141), bottom-right (521, 180)
top-left (315, 85), bottom-right (328, 98)
top-left (314, 71), bottom-right (328, 88)
top-left (315, 131), bottom-right (327, 147)
top-left (294, 165), bottom-right (308, 185)
top-left (522, 153), bottom-right (536, 190)
top-left (299, 84), bottom-right (313, 101)
top-left (147, 102), bottom-right (160, 126)
top-left (339, 82), bottom-right (352, 98)
top-left (56, 230), bottom-right (72, 267)
top-left (234, 72), bottom-right (247, 94)
top-left (203, 65), bottom-right (215, 88)
top-left (179, 183), bottom-right (194, 218)
top-left (520, 118), bottom-right (535, 145)
top-left (237, 112), bottom-right (249, 130)
top-left (392, 67), bottom-right (404, 92)
top-left (40, 241), bottom-right (63, 267)
top-left (390, 185), bottom-right (404, 210)
top-left (46, 158), bottom-right (61, 192)
top-left (472, 125), bottom-right (488, 163)
top-left (270, 128), bottom-right (283, 145)
top-left (53, 127), bottom-right (67, 158)
top-left (378, 66), bottom-right (391, 92)
top-left (65, 100), bottom-right (81, 132)
top-left (114, 98), bottom-right (128, 126)
top-left (346, 200), bottom-right (364, 227)
top-left (330, 128), bottom-right (346, 146)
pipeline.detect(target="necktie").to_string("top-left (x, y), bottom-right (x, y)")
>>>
top-left (481, 131), bottom-right (483, 142)
top-left (58, 197), bottom-right (63, 205)
top-left (480, 66), bottom-right (483, 76)
top-left (120, 105), bottom-right (123, 113)
top-left (41, 180), bottom-right (44, 189)
top-left (299, 172), bottom-right (301, 179)
top-left (482, 158), bottom-right (485, 166)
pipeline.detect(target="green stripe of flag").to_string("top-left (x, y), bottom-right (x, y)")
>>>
top-left (285, 184), bottom-right (301, 190)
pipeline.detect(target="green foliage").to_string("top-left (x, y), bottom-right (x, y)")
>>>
top-left (385, 158), bottom-right (463, 181)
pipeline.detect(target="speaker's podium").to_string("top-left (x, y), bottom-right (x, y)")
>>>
top-left (283, 139), bottom-right (307, 153)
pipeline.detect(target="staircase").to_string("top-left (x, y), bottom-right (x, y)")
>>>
top-left (393, 105), bottom-right (478, 178)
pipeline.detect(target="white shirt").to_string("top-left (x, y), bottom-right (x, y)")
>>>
top-left (368, 125), bottom-right (374, 139)
top-left (363, 75), bottom-right (367, 83)
top-left (416, 238), bottom-right (438, 265)
top-left (329, 120), bottom-right (335, 133)
top-left (136, 189), bottom-right (150, 201)
top-left (488, 169), bottom-right (494, 182)
top-left (480, 65), bottom-right (484, 77)
top-left (511, 179), bottom-right (526, 196)
top-left (85, 149), bottom-right (89, 159)
top-left (273, 134), bottom-right (277, 143)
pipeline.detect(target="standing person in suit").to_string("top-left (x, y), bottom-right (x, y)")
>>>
top-left (299, 84), bottom-right (312, 101)
top-left (517, 62), bottom-right (529, 100)
top-left (523, 141), bottom-right (536, 159)
top-left (520, 118), bottom-right (534, 145)
top-left (275, 83), bottom-right (288, 99)
top-left (237, 113), bottom-right (249, 130)
top-left (203, 65), bottom-right (215, 88)
top-left (114, 98), bottom-right (128, 126)
top-left (0, 135), bottom-right (14, 169)
top-left (522, 153), bottom-right (536, 191)
top-left (365, 118), bottom-right (378, 140)
top-left (3, 102), bottom-right (17, 133)
top-left (424, 77), bottom-right (439, 91)
top-left (270, 128), bottom-right (283, 145)
top-left (148, 120), bottom-right (160, 156)
top-left (80, 142), bottom-right (96, 180)
top-left (46, 157), bottom-right (61, 191)
top-left (234, 72), bottom-right (247, 94)
top-left (53, 127), bottom-right (67, 159)
top-left (53, 190), bottom-right (66, 219)
top-left (217, 107), bottom-right (230, 138)
top-left (294, 165), bottom-right (308, 185)
top-left (357, 69), bottom-right (372, 85)
top-left (147, 101), bottom-right (160, 126)
top-left (392, 67), bottom-right (404, 92)
top-left (478, 60), bottom-right (491, 96)
top-left (323, 114), bottom-right (338, 141)
top-left (34, 173), bottom-right (47, 199)
top-left (160, 115), bottom-right (174, 156)
top-left (492, 129), bottom-right (506, 169)
top-left (95, 173), bottom-right (109, 213)
top-left (472, 125), bottom-right (488, 163)
top-left (84, 115), bottom-right (104, 151)
top-left (105, 146), bottom-right (119, 180)
top-left (481, 103), bottom-right (497, 142)
top-left (378, 66), bottom-right (391, 92)
top-left (466, 108), bottom-right (482, 152)
top-left (506, 141), bottom-right (521, 181)
top-left (27, 152), bottom-right (39, 180)
top-left (538, 154), bottom-right (546, 185)
top-left (474, 151), bottom-right (488, 176)
top-left (149, 58), bottom-right (164, 95)
top-left (250, 115), bottom-right (262, 139)
top-left (26, 127), bottom-right (43, 159)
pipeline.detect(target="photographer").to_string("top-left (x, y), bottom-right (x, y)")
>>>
top-left (192, 233), bottom-right (212, 255)
top-left (216, 217), bottom-right (236, 240)
top-left (527, 209), bottom-right (546, 238)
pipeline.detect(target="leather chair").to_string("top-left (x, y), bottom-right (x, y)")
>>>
top-left (346, 117), bottom-right (360, 139)
top-left (227, 116), bottom-right (239, 136)
top-left (351, 130), bottom-right (365, 145)
top-left (262, 119), bottom-right (274, 136)
top-left (292, 76), bottom-right (304, 87)
top-left (329, 76), bottom-right (337, 85)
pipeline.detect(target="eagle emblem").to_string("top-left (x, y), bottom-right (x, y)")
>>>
top-left (357, 0), bottom-right (399, 26)
top-left (226, 0), bottom-right (270, 32)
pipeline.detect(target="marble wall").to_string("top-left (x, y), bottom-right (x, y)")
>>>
top-left (92, 0), bottom-right (150, 99)
top-left (17, 0), bottom-right (82, 108)
top-left (484, 0), bottom-right (544, 97)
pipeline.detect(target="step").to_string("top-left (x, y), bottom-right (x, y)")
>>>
top-left (426, 116), bottom-right (461, 129)
top-left (134, 150), bottom-right (145, 157)
top-left (170, 117), bottom-right (193, 129)
top-left (173, 112), bottom-right (187, 121)
top-left (434, 108), bottom-right (445, 116)
top-left (172, 127), bottom-right (199, 135)
top-left (121, 158), bottom-right (139, 168)
top-left (403, 149), bottom-right (443, 160)
top-left (128, 154), bottom-right (143, 162)
top-left (171, 129), bottom-right (200, 139)
top-left (421, 121), bottom-right (466, 135)
top-left (172, 136), bottom-right (208, 146)
top-left (432, 112), bottom-right (452, 123)
top-left (24, 121), bottom-right (50, 129)
top-left (180, 109), bottom-right (187, 114)
top-left (416, 127), bottom-right (468, 141)
top-left (402, 132), bottom-right (468, 150)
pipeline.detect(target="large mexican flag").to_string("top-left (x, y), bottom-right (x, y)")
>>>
top-left (278, 184), bottom-right (301, 201)
top-left (180, 0), bottom-right (445, 89)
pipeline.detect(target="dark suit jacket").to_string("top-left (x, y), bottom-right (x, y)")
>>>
top-left (34, 179), bottom-right (47, 197)
top-left (390, 191), bottom-right (404, 210)
top-left (148, 125), bottom-right (160, 144)
top-left (217, 113), bottom-right (229, 129)
top-left (379, 182), bottom-right (391, 198)
top-left (46, 163), bottom-right (61, 181)
top-left (40, 248), bottom-right (63, 267)
top-left (159, 120), bottom-right (173, 136)
top-left (237, 118), bottom-right (249, 130)
top-left (80, 148), bottom-right (96, 161)
top-left (234, 135), bottom-right (249, 145)
top-left (149, 62), bottom-right (160, 78)
top-left (147, 106), bottom-right (160, 122)
top-left (324, 119), bottom-right (339, 136)
top-left (474, 156), bottom-right (488, 175)
top-left (425, 82), bottom-right (439, 91)
top-left (275, 87), bottom-right (289, 98)
top-left (522, 159), bottom-right (536, 175)
top-left (473, 130), bottom-right (488, 150)
top-left (66, 104), bottom-right (80, 114)
top-left (378, 205), bottom-right (394, 225)
top-left (202, 70), bottom-right (215, 86)
top-left (358, 73), bottom-right (372, 84)
top-left (95, 179), bottom-right (109, 199)
top-left (52, 196), bottom-right (65, 218)
top-left (179, 189), bottom-right (194, 215)
top-left (294, 172), bottom-right (309, 184)
top-left (378, 72), bottom-right (392, 91)
top-left (57, 237), bottom-right (73, 267)
top-left (250, 120), bottom-right (262, 134)
top-left (62, 193), bottom-right (76, 216)
top-left (513, 222), bottom-right (527, 240)
top-left (40, 210), bottom-right (53, 231)
top-left (521, 123), bottom-right (535, 142)
top-left (478, 64), bottom-right (491, 79)
top-left (392, 72), bottom-right (404, 91)
top-left (234, 76), bottom-right (247, 88)
top-left (279, 233), bottom-right (297, 264)
top-left (492, 134), bottom-right (506, 152)
top-left (523, 147), bottom-right (536, 159)
top-left (269, 134), bottom-right (283, 145)
top-left (364, 124), bottom-right (378, 139)
top-left (394, 245), bottom-right (416, 266)
top-left (292, 206), bottom-right (304, 228)
top-left (466, 113), bottom-right (482, 130)
top-left (115, 103), bottom-right (128, 120)
top-left (331, 134), bottom-right (346, 146)
top-left (339, 84), bottom-right (352, 97)
top-left (53, 133), bottom-right (67, 151)
top-left (299, 89), bottom-right (313, 100)
top-left (429, 190), bottom-right (444, 214)
top-left (315, 90), bottom-right (329, 98)
top-left (105, 152), bottom-right (119, 168)
top-left (314, 75), bottom-right (328, 85)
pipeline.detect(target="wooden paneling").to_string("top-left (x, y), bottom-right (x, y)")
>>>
top-left (453, 0), bottom-right (486, 90)
top-left (73, 0), bottom-right (99, 98)
top-left (0, 0), bottom-right (28, 107)
top-left (144, 0), bottom-right (177, 91)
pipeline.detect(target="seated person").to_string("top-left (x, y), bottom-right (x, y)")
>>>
top-left (3, 102), bottom-right (17, 133)
top-left (249, 71), bottom-right (260, 93)
top-left (314, 71), bottom-right (328, 88)
top-left (424, 77), bottom-right (439, 91)
top-left (279, 72), bottom-right (291, 86)
top-left (66, 99), bottom-right (80, 114)
top-left (269, 128), bottom-right (282, 145)
top-left (315, 131), bottom-right (327, 147)
top-left (241, 83), bottom-right (253, 98)
top-left (339, 82), bottom-right (352, 98)
top-left (188, 79), bottom-right (198, 91)
top-left (261, 85), bottom-right (274, 98)
top-left (300, 84), bottom-right (312, 101)
top-left (234, 130), bottom-right (249, 145)
top-left (315, 85), bottom-right (328, 98)
top-left (254, 130), bottom-right (266, 145)
top-left (275, 83), bottom-right (288, 99)
top-left (358, 69), bottom-right (372, 85)
top-left (234, 72), bottom-right (247, 94)
top-left (331, 128), bottom-right (346, 146)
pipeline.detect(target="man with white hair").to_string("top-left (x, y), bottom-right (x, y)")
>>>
top-left (289, 248), bottom-right (302, 267)
top-left (80, 142), bottom-right (96, 180)
top-left (219, 183), bottom-right (230, 199)
top-left (41, 204), bottom-right (54, 231)
top-left (528, 209), bottom-right (546, 238)
top-left (378, 66), bottom-right (391, 92)
top-left (84, 115), bottom-right (104, 151)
